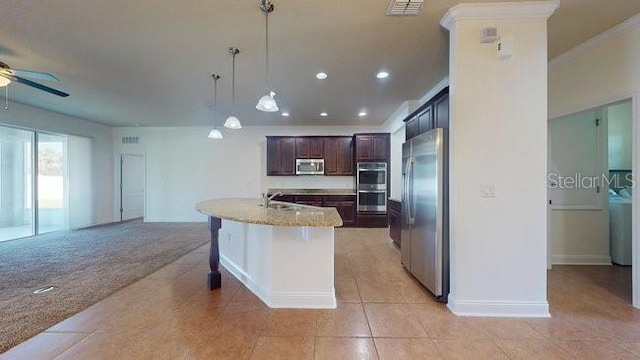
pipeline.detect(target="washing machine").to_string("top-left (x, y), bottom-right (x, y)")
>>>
top-left (610, 197), bottom-right (632, 266)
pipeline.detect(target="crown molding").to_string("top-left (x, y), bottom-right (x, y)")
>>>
top-left (440, 0), bottom-right (560, 31)
top-left (549, 13), bottom-right (640, 69)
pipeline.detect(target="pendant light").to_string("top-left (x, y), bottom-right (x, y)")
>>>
top-left (255, 0), bottom-right (279, 112)
top-left (0, 76), bottom-right (10, 87)
top-left (224, 47), bottom-right (242, 129)
top-left (208, 74), bottom-right (223, 139)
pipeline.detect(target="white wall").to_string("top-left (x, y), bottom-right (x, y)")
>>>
top-left (608, 101), bottom-right (633, 170)
top-left (112, 125), bottom-right (382, 222)
top-left (0, 101), bottom-right (114, 226)
top-left (548, 14), bottom-right (640, 308)
top-left (442, 1), bottom-right (556, 317)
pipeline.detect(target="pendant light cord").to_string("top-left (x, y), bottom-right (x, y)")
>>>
top-left (265, 10), bottom-right (269, 88)
top-left (232, 51), bottom-right (236, 114)
top-left (213, 75), bottom-right (218, 126)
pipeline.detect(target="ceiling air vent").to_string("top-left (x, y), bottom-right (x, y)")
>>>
top-left (386, 0), bottom-right (424, 16)
top-left (122, 136), bottom-right (140, 144)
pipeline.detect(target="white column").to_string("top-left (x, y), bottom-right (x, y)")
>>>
top-left (440, 1), bottom-right (559, 317)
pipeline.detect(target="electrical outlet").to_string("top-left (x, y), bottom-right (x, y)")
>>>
top-left (481, 185), bottom-right (496, 198)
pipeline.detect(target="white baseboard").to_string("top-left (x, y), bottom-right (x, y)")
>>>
top-left (268, 292), bottom-right (337, 309)
top-left (447, 294), bottom-right (550, 318)
top-left (551, 255), bottom-right (612, 265)
top-left (220, 255), bottom-right (336, 309)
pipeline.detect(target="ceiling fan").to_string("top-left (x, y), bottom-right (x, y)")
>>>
top-left (0, 61), bottom-right (69, 97)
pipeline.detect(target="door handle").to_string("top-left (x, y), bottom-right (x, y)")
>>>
top-left (404, 158), bottom-right (414, 224)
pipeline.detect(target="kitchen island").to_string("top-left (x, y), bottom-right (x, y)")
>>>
top-left (195, 198), bottom-right (342, 309)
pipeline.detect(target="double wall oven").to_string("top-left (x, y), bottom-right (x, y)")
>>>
top-left (356, 162), bottom-right (387, 213)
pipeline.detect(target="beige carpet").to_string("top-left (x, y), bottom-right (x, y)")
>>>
top-left (0, 220), bottom-right (209, 353)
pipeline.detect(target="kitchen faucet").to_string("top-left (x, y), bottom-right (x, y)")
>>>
top-left (262, 191), bottom-right (283, 208)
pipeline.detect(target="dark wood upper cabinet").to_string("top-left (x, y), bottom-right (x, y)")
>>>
top-left (418, 106), bottom-right (433, 134)
top-left (355, 134), bottom-right (390, 163)
top-left (266, 137), bottom-right (296, 176)
top-left (434, 92), bottom-right (450, 129)
top-left (404, 88), bottom-right (449, 140)
top-left (406, 117), bottom-right (420, 141)
top-left (324, 137), bottom-right (353, 176)
top-left (295, 137), bottom-right (324, 159)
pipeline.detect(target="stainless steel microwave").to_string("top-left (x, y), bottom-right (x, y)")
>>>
top-left (296, 159), bottom-right (325, 175)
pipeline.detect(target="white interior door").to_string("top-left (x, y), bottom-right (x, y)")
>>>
top-left (121, 154), bottom-right (145, 221)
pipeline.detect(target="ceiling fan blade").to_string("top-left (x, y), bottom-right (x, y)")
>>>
top-left (5, 69), bottom-right (60, 82)
top-left (6, 75), bottom-right (69, 97)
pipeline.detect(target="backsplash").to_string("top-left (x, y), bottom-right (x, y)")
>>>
top-left (265, 176), bottom-right (354, 190)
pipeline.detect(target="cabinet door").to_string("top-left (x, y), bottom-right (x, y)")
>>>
top-left (325, 137), bottom-right (353, 176)
top-left (325, 197), bottom-right (356, 226)
top-left (355, 135), bottom-right (373, 162)
top-left (280, 138), bottom-right (296, 175)
top-left (309, 138), bottom-right (324, 158)
top-left (295, 195), bottom-right (324, 207)
top-left (295, 137), bottom-right (311, 158)
top-left (406, 118), bottom-right (420, 140)
top-left (266, 138), bottom-right (280, 175)
top-left (434, 93), bottom-right (449, 129)
top-left (273, 195), bottom-right (295, 203)
top-left (418, 106), bottom-right (433, 134)
top-left (339, 201), bottom-right (356, 225)
top-left (337, 137), bottom-right (354, 175)
top-left (324, 138), bottom-right (339, 175)
top-left (267, 137), bottom-right (296, 175)
top-left (372, 135), bottom-right (389, 161)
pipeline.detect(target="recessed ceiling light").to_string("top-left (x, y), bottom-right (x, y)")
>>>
top-left (281, 112), bottom-right (290, 117)
top-left (376, 71), bottom-right (390, 79)
top-left (316, 72), bottom-right (328, 80)
top-left (358, 111), bottom-right (367, 117)
top-left (320, 112), bottom-right (328, 117)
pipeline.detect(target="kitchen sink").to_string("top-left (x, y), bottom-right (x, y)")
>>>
top-left (259, 203), bottom-right (304, 211)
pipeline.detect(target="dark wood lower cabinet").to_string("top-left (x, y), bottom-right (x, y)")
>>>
top-left (273, 195), bottom-right (295, 203)
top-left (294, 195), bottom-right (325, 208)
top-left (388, 199), bottom-right (401, 247)
top-left (270, 194), bottom-right (356, 227)
top-left (325, 196), bottom-right (356, 227)
top-left (356, 213), bottom-right (388, 228)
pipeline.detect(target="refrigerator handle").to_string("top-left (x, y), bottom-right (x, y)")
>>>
top-left (408, 158), bottom-right (415, 225)
top-left (403, 159), bottom-right (411, 224)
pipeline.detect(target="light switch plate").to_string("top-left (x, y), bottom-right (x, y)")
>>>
top-left (481, 184), bottom-right (496, 198)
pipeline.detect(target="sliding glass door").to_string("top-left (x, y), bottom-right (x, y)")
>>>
top-left (0, 127), bottom-right (35, 241)
top-left (0, 125), bottom-right (68, 241)
top-left (37, 133), bottom-right (67, 234)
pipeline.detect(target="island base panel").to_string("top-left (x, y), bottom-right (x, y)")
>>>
top-left (208, 216), bottom-right (222, 290)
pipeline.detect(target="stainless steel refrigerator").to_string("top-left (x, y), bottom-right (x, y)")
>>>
top-left (401, 128), bottom-right (449, 302)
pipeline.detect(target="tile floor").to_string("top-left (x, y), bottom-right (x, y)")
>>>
top-left (1, 228), bottom-right (639, 359)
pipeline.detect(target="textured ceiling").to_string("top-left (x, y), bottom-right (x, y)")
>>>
top-left (0, 0), bottom-right (638, 127)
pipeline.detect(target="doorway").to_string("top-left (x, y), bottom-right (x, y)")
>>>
top-left (120, 154), bottom-right (145, 221)
top-left (0, 125), bottom-right (68, 242)
top-left (548, 99), bottom-right (634, 306)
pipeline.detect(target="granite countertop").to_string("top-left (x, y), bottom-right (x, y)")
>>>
top-left (268, 188), bottom-right (357, 196)
top-left (196, 198), bottom-right (343, 227)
